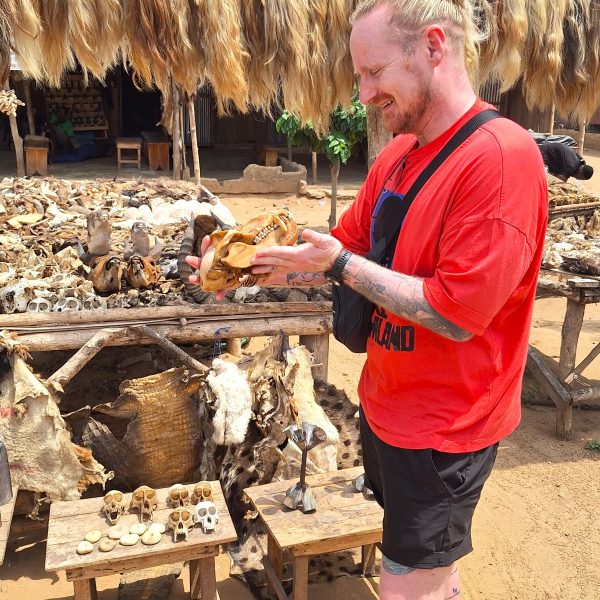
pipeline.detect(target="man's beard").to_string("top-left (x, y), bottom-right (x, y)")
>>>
top-left (386, 79), bottom-right (433, 135)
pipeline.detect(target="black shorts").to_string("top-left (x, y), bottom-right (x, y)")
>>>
top-left (359, 406), bottom-right (498, 568)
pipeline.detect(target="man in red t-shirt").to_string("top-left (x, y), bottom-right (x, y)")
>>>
top-left (186, 1), bottom-right (547, 598)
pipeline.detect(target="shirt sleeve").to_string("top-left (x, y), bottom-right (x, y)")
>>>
top-left (423, 218), bottom-right (535, 335)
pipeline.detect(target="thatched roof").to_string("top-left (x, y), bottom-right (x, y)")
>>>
top-left (1, 1), bottom-right (599, 127)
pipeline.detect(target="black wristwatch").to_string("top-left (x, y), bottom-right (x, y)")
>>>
top-left (324, 249), bottom-right (353, 285)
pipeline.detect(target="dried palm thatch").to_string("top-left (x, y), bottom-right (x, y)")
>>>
top-left (3, 0), bottom-right (600, 125)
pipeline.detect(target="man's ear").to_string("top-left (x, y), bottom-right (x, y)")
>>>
top-left (422, 25), bottom-right (446, 66)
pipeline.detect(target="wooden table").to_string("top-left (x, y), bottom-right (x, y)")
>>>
top-left (141, 130), bottom-right (171, 171)
top-left (244, 466), bottom-right (383, 600)
top-left (45, 482), bottom-right (237, 600)
top-left (529, 269), bottom-right (600, 438)
top-left (0, 487), bottom-right (18, 566)
top-left (116, 137), bottom-right (142, 169)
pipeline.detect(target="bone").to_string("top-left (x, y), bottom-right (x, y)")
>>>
top-left (98, 539), bottom-right (118, 552)
top-left (107, 524), bottom-right (129, 540)
top-left (76, 541), bottom-right (94, 555)
top-left (119, 533), bottom-right (140, 546)
top-left (84, 530), bottom-right (102, 544)
top-left (141, 529), bottom-right (162, 545)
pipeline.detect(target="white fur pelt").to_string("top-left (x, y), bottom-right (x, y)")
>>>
top-left (205, 358), bottom-right (253, 445)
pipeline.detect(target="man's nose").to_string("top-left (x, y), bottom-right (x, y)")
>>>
top-left (358, 79), bottom-right (377, 106)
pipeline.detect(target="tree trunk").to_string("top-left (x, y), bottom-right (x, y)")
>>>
top-left (172, 84), bottom-right (181, 181)
top-left (578, 121), bottom-right (586, 156)
top-left (367, 105), bottom-right (392, 169)
top-left (23, 79), bottom-right (35, 135)
top-left (187, 95), bottom-right (201, 185)
top-left (312, 151), bottom-right (318, 184)
top-left (287, 142), bottom-right (292, 161)
top-left (328, 160), bottom-right (341, 231)
top-left (4, 80), bottom-right (25, 176)
top-left (548, 104), bottom-right (555, 134)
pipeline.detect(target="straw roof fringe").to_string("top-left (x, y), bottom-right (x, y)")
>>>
top-left (3, 0), bottom-right (600, 125)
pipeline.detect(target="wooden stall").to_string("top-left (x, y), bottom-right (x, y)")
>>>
top-left (0, 302), bottom-right (333, 383)
top-left (529, 269), bottom-right (600, 439)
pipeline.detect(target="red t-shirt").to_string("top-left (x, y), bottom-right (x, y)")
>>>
top-left (331, 100), bottom-right (548, 452)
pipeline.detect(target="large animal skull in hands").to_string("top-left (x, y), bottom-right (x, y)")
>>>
top-left (129, 485), bottom-right (158, 522)
top-left (167, 508), bottom-right (194, 542)
top-left (199, 210), bottom-right (298, 292)
top-left (102, 490), bottom-right (127, 524)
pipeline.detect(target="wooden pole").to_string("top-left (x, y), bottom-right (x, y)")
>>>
top-left (311, 151), bottom-right (318, 184)
top-left (548, 104), bottom-right (555, 134)
top-left (4, 80), bottom-right (25, 176)
top-left (366, 105), bottom-right (392, 169)
top-left (172, 84), bottom-right (181, 181)
top-left (187, 94), bottom-right (201, 185)
top-left (181, 103), bottom-right (190, 180)
top-left (22, 79), bottom-right (35, 135)
top-left (47, 328), bottom-right (122, 389)
top-left (129, 324), bottom-right (209, 373)
top-left (328, 160), bottom-right (340, 231)
top-left (578, 121), bottom-right (586, 156)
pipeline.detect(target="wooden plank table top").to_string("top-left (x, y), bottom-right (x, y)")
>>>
top-left (45, 482), bottom-right (237, 580)
top-left (244, 466), bottom-right (382, 557)
top-left (0, 487), bottom-right (18, 566)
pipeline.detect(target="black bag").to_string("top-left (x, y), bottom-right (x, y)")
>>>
top-left (332, 109), bottom-right (501, 353)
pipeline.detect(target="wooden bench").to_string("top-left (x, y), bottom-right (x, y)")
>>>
top-left (244, 466), bottom-right (383, 600)
top-left (45, 481), bottom-right (237, 600)
top-left (141, 130), bottom-right (171, 171)
top-left (24, 135), bottom-right (50, 176)
top-left (0, 487), bottom-right (18, 566)
top-left (116, 137), bottom-right (142, 169)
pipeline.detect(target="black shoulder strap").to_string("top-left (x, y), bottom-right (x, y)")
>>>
top-left (380, 108), bottom-right (501, 262)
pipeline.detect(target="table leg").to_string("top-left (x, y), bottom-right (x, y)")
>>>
top-left (361, 544), bottom-right (376, 576)
top-left (72, 578), bottom-right (98, 600)
top-left (189, 557), bottom-right (218, 600)
top-left (267, 530), bottom-right (284, 597)
top-left (292, 555), bottom-right (309, 600)
top-left (557, 299), bottom-right (585, 439)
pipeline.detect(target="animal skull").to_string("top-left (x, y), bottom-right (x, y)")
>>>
top-left (0, 283), bottom-right (35, 313)
top-left (82, 294), bottom-right (107, 310)
top-left (126, 255), bottom-right (161, 289)
top-left (102, 490), bottom-right (127, 525)
top-left (167, 484), bottom-right (191, 507)
top-left (167, 508), bottom-right (194, 542)
top-left (52, 297), bottom-right (82, 312)
top-left (199, 210), bottom-right (298, 292)
top-left (194, 501), bottom-right (218, 533)
top-left (27, 297), bottom-right (53, 313)
top-left (129, 486), bottom-right (158, 522)
top-left (191, 481), bottom-right (213, 505)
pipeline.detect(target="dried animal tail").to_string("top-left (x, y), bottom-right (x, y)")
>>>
top-left (177, 219), bottom-right (210, 303)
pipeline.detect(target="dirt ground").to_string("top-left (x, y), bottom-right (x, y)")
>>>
top-left (1, 151), bottom-right (600, 600)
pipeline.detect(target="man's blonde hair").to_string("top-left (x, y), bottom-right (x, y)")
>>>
top-left (352, 0), bottom-right (482, 80)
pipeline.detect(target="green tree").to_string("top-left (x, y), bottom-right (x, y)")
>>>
top-left (276, 97), bottom-right (366, 231)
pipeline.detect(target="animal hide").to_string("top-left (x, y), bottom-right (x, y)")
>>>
top-left (0, 347), bottom-right (109, 500)
top-left (94, 367), bottom-right (202, 488)
top-left (204, 358), bottom-right (253, 445)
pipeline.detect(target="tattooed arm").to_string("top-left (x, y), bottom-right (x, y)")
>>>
top-left (256, 271), bottom-right (328, 287)
top-left (342, 253), bottom-right (473, 341)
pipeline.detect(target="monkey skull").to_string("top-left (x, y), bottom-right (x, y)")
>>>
top-left (129, 485), bottom-right (158, 522)
top-left (102, 490), bottom-right (127, 525)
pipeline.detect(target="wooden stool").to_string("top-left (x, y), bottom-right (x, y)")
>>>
top-left (0, 487), bottom-right (18, 567)
top-left (45, 481), bottom-right (237, 600)
top-left (24, 135), bottom-right (50, 176)
top-left (142, 131), bottom-right (171, 171)
top-left (244, 466), bottom-right (383, 600)
top-left (116, 137), bottom-right (142, 169)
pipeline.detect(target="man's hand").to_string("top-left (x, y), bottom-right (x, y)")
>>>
top-left (184, 235), bottom-right (234, 301)
top-left (250, 229), bottom-right (343, 275)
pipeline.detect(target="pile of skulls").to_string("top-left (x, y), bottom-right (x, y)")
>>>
top-left (542, 210), bottom-right (600, 274)
top-left (76, 482), bottom-right (219, 555)
top-left (548, 178), bottom-right (600, 208)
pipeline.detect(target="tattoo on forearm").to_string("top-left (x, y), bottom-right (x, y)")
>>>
top-left (343, 256), bottom-right (472, 341)
top-left (444, 589), bottom-right (460, 599)
top-left (286, 272), bottom-right (322, 287)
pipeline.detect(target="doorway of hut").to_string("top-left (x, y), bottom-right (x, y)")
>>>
top-left (120, 68), bottom-right (162, 137)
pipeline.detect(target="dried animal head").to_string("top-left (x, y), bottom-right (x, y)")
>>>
top-left (0, 283), bottom-right (35, 313)
top-left (102, 490), bottom-right (127, 524)
top-left (167, 483), bottom-right (191, 508)
top-left (194, 500), bottom-right (218, 533)
top-left (167, 508), bottom-right (194, 542)
top-left (191, 481), bottom-right (213, 505)
top-left (129, 485), bottom-right (158, 522)
top-left (126, 255), bottom-right (161, 289)
top-left (199, 210), bottom-right (298, 292)
top-left (89, 255), bottom-right (125, 293)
